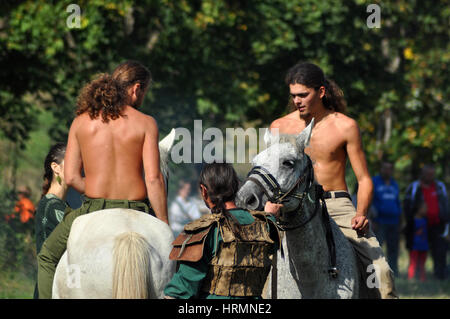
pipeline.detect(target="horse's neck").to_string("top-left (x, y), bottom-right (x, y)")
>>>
top-left (284, 189), bottom-right (330, 276)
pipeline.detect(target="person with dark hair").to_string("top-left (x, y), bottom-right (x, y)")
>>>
top-left (404, 164), bottom-right (449, 280)
top-left (33, 143), bottom-right (68, 299)
top-left (371, 161), bottom-right (402, 276)
top-left (164, 163), bottom-right (281, 299)
top-left (35, 143), bottom-right (68, 253)
top-left (270, 62), bottom-right (396, 298)
top-left (169, 180), bottom-right (202, 238)
top-left (37, 61), bottom-right (167, 298)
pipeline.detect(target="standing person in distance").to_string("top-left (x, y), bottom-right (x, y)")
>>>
top-left (34, 143), bottom-right (68, 299)
top-left (371, 161), bottom-right (402, 276)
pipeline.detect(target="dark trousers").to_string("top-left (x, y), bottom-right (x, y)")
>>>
top-left (372, 222), bottom-right (400, 276)
top-left (428, 224), bottom-right (448, 279)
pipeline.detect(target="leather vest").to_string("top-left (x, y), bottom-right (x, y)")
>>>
top-left (201, 211), bottom-right (279, 297)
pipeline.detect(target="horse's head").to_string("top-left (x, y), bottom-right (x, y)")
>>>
top-left (236, 119), bottom-right (315, 219)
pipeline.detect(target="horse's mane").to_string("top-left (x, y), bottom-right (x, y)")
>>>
top-left (270, 134), bottom-right (303, 153)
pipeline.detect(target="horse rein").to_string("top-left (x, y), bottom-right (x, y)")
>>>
top-left (246, 159), bottom-right (313, 208)
top-left (245, 157), bottom-right (338, 279)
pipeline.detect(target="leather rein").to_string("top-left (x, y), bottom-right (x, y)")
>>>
top-left (245, 157), bottom-right (316, 231)
top-left (245, 157), bottom-right (338, 279)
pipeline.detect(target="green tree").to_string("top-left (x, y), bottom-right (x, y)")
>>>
top-left (1, 0), bottom-right (448, 192)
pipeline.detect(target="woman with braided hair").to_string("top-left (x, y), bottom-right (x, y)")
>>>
top-left (34, 142), bottom-right (68, 299)
top-left (164, 162), bottom-right (282, 299)
top-left (35, 143), bottom-right (68, 254)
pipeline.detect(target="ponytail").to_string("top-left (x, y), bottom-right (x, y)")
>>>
top-left (323, 78), bottom-right (347, 113)
top-left (41, 173), bottom-right (52, 198)
top-left (199, 163), bottom-right (242, 235)
top-left (76, 73), bottom-right (127, 123)
top-left (41, 143), bottom-right (66, 198)
top-left (210, 195), bottom-right (226, 215)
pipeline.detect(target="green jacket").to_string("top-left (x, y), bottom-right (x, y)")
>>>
top-left (164, 209), bottom-right (279, 299)
top-left (35, 194), bottom-right (68, 254)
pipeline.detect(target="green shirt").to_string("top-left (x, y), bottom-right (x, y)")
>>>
top-left (164, 209), bottom-right (278, 299)
top-left (35, 194), bottom-right (68, 254)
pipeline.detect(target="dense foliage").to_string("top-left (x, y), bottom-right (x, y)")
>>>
top-left (1, 0), bottom-right (449, 190)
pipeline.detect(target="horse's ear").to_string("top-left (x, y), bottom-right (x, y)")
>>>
top-left (263, 128), bottom-right (272, 145)
top-left (159, 128), bottom-right (176, 154)
top-left (297, 118), bottom-right (314, 150)
top-left (264, 127), bottom-right (279, 146)
top-left (159, 128), bottom-right (176, 189)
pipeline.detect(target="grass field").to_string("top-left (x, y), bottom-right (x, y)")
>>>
top-left (393, 240), bottom-right (450, 299)
top-left (0, 271), bottom-right (35, 299)
top-left (0, 240), bottom-right (448, 299)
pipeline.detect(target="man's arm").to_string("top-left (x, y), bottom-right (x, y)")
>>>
top-left (143, 116), bottom-right (168, 224)
top-left (345, 119), bottom-right (373, 233)
top-left (64, 118), bottom-right (85, 194)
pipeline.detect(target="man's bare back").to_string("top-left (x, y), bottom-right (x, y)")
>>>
top-left (64, 63), bottom-right (168, 224)
top-left (66, 106), bottom-right (158, 200)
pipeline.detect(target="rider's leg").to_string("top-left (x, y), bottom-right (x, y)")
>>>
top-left (37, 197), bottom-right (152, 298)
top-left (324, 194), bottom-right (398, 299)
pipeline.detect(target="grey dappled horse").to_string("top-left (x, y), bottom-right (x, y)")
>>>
top-left (52, 129), bottom-right (177, 298)
top-left (236, 120), bottom-right (363, 299)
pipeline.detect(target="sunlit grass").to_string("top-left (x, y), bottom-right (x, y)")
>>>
top-left (0, 271), bottom-right (35, 299)
top-left (390, 239), bottom-right (450, 299)
top-left (0, 238), bottom-right (448, 299)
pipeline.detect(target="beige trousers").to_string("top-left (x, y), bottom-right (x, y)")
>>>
top-left (325, 191), bottom-right (398, 299)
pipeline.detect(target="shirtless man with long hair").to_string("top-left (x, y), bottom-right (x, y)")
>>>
top-left (270, 62), bottom-right (397, 298)
top-left (37, 61), bottom-right (168, 298)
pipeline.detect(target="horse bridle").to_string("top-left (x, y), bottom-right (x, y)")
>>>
top-left (245, 156), bottom-right (338, 279)
top-left (245, 156), bottom-right (315, 221)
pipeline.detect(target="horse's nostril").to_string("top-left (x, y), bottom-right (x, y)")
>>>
top-left (246, 195), bottom-right (256, 206)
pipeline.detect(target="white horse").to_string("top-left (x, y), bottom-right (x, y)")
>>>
top-left (236, 121), bottom-right (363, 299)
top-left (52, 129), bottom-right (177, 299)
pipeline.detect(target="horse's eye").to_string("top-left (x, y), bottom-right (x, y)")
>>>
top-left (283, 160), bottom-right (295, 168)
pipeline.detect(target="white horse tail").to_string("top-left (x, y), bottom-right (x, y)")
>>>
top-left (112, 232), bottom-right (151, 299)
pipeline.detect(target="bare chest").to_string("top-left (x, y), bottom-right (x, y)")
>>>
top-left (306, 125), bottom-right (346, 163)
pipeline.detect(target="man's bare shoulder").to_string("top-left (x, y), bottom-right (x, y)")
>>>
top-left (122, 106), bottom-right (157, 127)
top-left (131, 109), bottom-right (158, 136)
top-left (70, 112), bottom-right (91, 130)
top-left (142, 112), bottom-right (158, 133)
top-left (270, 110), bottom-right (302, 133)
top-left (270, 111), bottom-right (298, 127)
top-left (330, 112), bottom-right (360, 138)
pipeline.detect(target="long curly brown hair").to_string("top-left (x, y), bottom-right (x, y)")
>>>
top-left (76, 73), bottom-right (127, 123)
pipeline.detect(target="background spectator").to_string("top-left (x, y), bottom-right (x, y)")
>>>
top-left (371, 161), bottom-right (402, 276)
top-left (407, 202), bottom-right (429, 282)
top-left (169, 180), bottom-right (202, 237)
top-left (404, 164), bottom-right (449, 280)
